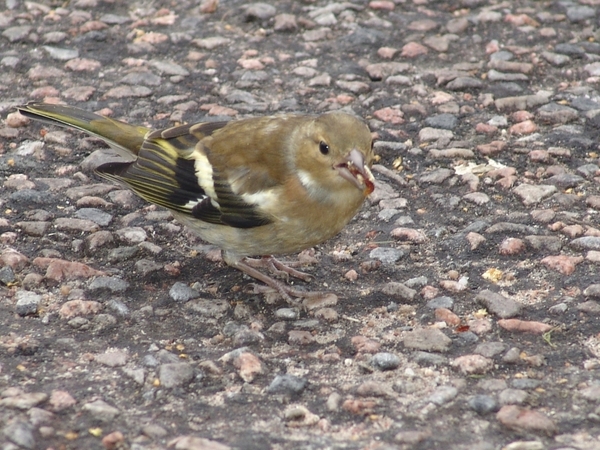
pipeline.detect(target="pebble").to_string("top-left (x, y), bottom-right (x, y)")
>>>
top-left (570, 236), bottom-right (600, 251)
top-left (371, 352), bottom-right (401, 371)
top-left (512, 184), bottom-right (557, 205)
top-left (381, 282), bottom-right (416, 301)
top-left (159, 362), bottom-right (195, 388)
top-left (427, 385), bottom-right (458, 406)
top-left (3, 421), bottom-right (35, 449)
top-left (426, 296), bottom-right (454, 310)
top-left (403, 328), bottom-right (452, 352)
top-left (82, 399), bottom-right (120, 422)
top-left (88, 276), bottom-right (129, 293)
top-left (475, 341), bottom-right (507, 358)
top-left (413, 351), bottom-right (447, 366)
top-left (451, 354), bottom-right (494, 375)
top-left (369, 247), bottom-right (405, 264)
top-left (15, 290), bottom-right (41, 316)
top-left (169, 282), bottom-right (200, 302)
top-left (267, 375), bottom-right (308, 395)
top-left (469, 395), bottom-right (500, 415)
top-left (496, 405), bottom-right (556, 435)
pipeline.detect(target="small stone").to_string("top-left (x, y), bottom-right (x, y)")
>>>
top-left (513, 184), bottom-right (556, 206)
top-left (381, 282), bottom-right (416, 301)
top-left (159, 362), bottom-right (195, 388)
top-left (426, 296), bottom-right (454, 310)
top-left (469, 395), bottom-right (499, 415)
top-left (476, 290), bottom-right (520, 318)
top-left (451, 354), bottom-right (493, 375)
top-left (369, 247), bottom-right (405, 264)
top-left (371, 352), bottom-right (401, 371)
top-left (496, 405), bottom-right (556, 435)
top-left (267, 375), bottom-right (308, 395)
top-left (245, 3), bottom-right (276, 21)
top-left (169, 282), bottom-right (200, 302)
top-left (88, 276), bottom-right (129, 293)
top-left (499, 388), bottom-right (529, 405)
top-left (541, 255), bottom-right (583, 275)
top-left (427, 386), bottom-right (458, 405)
top-left (82, 400), bottom-right (120, 422)
top-left (3, 421), bottom-right (35, 449)
top-left (15, 291), bottom-right (41, 316)
top-left (497, 319), bottom-right (553, 334)
top-left (94, 349), bottom-right (128, 367)
top-left (403, 328), bottom-right (452, 352)
top-left (49, 390), bottom-right (76, 412)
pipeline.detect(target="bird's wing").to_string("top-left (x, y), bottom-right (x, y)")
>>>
top-left (96, 120), bottom-right (276, 229)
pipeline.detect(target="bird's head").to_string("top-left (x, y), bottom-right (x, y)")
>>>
top-left (293, 112), bottom-right (375, 202)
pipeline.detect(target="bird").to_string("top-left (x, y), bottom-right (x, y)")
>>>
top-left (16, 102), bottom-right (375, 304)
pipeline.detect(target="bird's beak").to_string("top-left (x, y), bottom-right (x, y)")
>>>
top-left (335, 149), bottom-right (375, 195)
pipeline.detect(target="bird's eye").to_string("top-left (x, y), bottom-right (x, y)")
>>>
top-left (319, 141), bottom-right (329, 155)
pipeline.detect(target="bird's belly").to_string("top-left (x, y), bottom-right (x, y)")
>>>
top-left (172, 211), bottom-right (348, 258)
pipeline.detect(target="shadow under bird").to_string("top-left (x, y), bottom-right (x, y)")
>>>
top-left (17, 102), bottom-right (375, 303)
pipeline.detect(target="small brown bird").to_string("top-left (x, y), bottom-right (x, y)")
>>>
top-left (17, 102), bottom-right (375, 303)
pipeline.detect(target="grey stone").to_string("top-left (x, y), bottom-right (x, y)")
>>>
top-left (570, 236), bottom-right (600, 251)
top-left (554, 43), bottom-right (585, 56)
top-left (88, 276), bottom-right (130, 293)
top-left (371, 353), bottom-right (401, 371)
top-left (566, 6), bottom-right (596, 22)
top-left (446, 76), bottom-right (483, 90)
top-left (425, 114), bottom-right (458, 130)
top-left (120, 71), bottom-right (162, 86)
top-left (403, 328), bottom-right (452, 352)
top-left (2, 25), bottom-right (32, 42)
top-left (426, 296), bottom-right (454, 310)
top-left (43, 46), bottom-right (79, 61)
top-left (428, 386), bottom-right (458, 405)
top-left (0, 266), bottom-right (15, 284)
top-left (245, 3), bottom-right (276, 21)
top-left (3, 421), bottom-right (35, 449)
top-left (513, 184), bottom-right (556, 205)
top-left (584, 285), bottom-right (600, 298)
top-left (15, 291), bottom-right (41, 316)
top-left (475, 290), bottom-right (520, 318)
top-left (413, 351), bottom-right (447, 366)
top-left (82, 400), bottom-right (120, 421)
top-left (369, 247), bottom-right (406, 264)
top-left (469, 395), bottom-right (499, 415)
top-left (577, 164), bottom-right (599, 178)
top-left (274, 308), bottom-right (299, 320)
top-left (541, 51), bottom-right (571, 67)
top-left (267, 374), bottom-right (308, 395)
top-left (169, 282), bottom-right (200, 302)
top-left (511, 379), bottom-right (541, 390)
top-left (474, 341), bottom-right (507, 358)
top-left (419, 168), bottom-right (454, 184)
top-left (524, 235), bottom-right (563, 253)
top-left (486, 222), bottom-right (538, 235)
top-left (107, 246), bottom-right (139, 262)
top-left (537, 103), bottom-right (579, 124)
top-left (159, 362), bottom-right (195, 388)
top-left (381, 282), bottom-right (416, 301)
top-left (499, 388), bottom-right (528, 405)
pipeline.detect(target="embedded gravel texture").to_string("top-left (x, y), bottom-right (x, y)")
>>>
top-left (2, 0), bottom-right (600, 449)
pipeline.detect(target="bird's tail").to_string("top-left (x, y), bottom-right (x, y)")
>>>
top-left (17, 102), bottom-right (150, 158)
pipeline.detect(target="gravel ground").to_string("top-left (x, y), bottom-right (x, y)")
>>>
top-left (2, 0), bottom-right (600, 449)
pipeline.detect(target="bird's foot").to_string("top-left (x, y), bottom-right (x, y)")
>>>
top-left (243, 256), bottom-right (313, 282)
top-left (250, 284), bottom-right (329, 307)
top-left (228, 257), bottom-right (324, 306)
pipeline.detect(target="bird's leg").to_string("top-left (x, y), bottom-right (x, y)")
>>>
top-left (228, 258), bottom-right (325, 306)
top-left (243, 256), bottom-right (313, 282)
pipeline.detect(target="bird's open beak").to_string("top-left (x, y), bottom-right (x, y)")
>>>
top-left (335, 149), bottom-right (375, 195)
